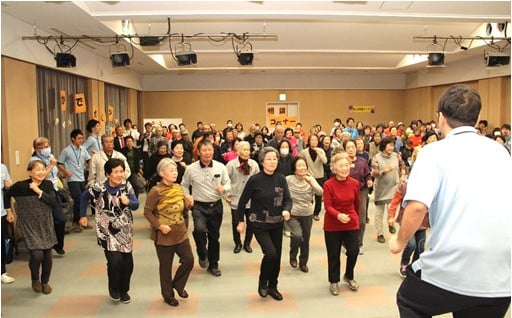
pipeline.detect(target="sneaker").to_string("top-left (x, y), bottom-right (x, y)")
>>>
top-left (343, 275), bottom-right (359, 291)
top-left (1, 273), bottom-right (15, 284)
top-left (109, 289), bottom-right (121, 301)
top-left (388, 225), bottom-right (396, 234)
top-left (120, 292), bottom-right (131, 304)
top-left (377, 235), bottom-right (385, 243)
top-left (329, 283), bottom-right (339, 296)
top-left (313, 215), bottom-right (320, 221)
top-left (358, 247), bottom-right (364, 255)
top-left (399, 264), bottom-right (407, 278)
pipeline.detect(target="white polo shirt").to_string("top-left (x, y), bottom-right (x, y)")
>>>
top-left (404, 126), bottom-right (511, 297)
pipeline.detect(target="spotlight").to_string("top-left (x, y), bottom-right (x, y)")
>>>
top-left (428, 53), bottom-right (445, 66)
top-left (174, 40), bottom-right (197, 66)
top-left (175, 51), bottom-right (197, 66)
top-left (237, 52), bottom-right (253, 65)
top-left (111, 53), bottom-right (130, 67)
top-left (485, 53), bottom-right (510, 67)
top-left (110, 41), bottom-right (130, 67)
top-left (55, 52), bottom-right (76, 67)
top-left (235, 36), bottom-right (254, 66)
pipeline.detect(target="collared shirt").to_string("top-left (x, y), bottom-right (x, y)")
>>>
top-left (87, 151), bottom-right (131, 188)
top-left (405, 126), bottom-right (511, 298)
top-left (1, 164), bottom-right (11, 217)
top-left (124, 128), bottom-right (140, 142)
top-left (58, 144), bottom-right (91, 182)
top-left (181, 159), bottom-right (231, 202)
top-left (83, 134), bottom-right (102, 156)
top-left (343, 127), bottom-right (359, 139)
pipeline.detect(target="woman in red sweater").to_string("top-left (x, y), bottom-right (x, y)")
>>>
top-left (323, 153), bottom-right (360, 296)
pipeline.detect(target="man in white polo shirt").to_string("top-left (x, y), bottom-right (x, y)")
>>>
top-left (389, 84), bottom-right (511, 317)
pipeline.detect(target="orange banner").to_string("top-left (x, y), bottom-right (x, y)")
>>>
top-left (60, 90), bottom-right (67, 112)
top-left (74, 93), bottom-right (86, 113)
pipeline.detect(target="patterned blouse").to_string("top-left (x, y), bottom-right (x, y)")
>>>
top-left (82, 182), bottom-right (139, 253)
top-left (144, 182), bottom-right (188, 246)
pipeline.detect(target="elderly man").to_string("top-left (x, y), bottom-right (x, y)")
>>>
top-left (87, 135), bottom-right (131, 188)
top-left (181, 139), bottom-right (231, 277)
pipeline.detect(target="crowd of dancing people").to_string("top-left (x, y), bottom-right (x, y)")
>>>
top-left (2, 98), bottom-right (511, 310)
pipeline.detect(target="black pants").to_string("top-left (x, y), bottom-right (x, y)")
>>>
top-left (52, 192), bottom-right (65, 250)
top-left (324, 230), bottom-right (359, 283)
top-left (29, 249), bottom-right (52, 283)
top-left (102, 242), bottom-right (133, 295)
top-left (68, 181), bottom-right (85, 223)
top-left (1, 215), bottom-right (8, 274)
top-left (231, 209), bottom-right (253, 247)
top-left (155, 239), bottom-right (194, 301)
top-left (397, 266), bottom-right (510, 318)
top-left (252, 223), bottom-right (283, 289)
top-left (313, 177), bottom-right (325, 216)
top-left (287, 215), bottom-right (313, 266)
top-left (191, 201), bottom-right (223, 269)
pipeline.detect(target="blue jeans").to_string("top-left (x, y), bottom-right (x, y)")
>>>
top-left (401, 229), bottom-right (426, 266)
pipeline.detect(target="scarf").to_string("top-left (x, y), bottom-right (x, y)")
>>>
top-left (308, 147), bottom-right (318, 162)
top-left (238, 157), bottom-right (251, 175)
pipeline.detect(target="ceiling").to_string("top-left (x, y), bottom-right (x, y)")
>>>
top-left (2, 1), bottom-right (511, 75)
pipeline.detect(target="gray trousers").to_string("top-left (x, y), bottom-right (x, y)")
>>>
top-left (287, 215), bottom-right (313, 266)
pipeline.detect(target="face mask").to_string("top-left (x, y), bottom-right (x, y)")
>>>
top-left (227, 123), bottom-right (233, 128)
top-left (280, 148), bottom-right (289, 156)
top-left (41, 147), bottom-right (52, 157)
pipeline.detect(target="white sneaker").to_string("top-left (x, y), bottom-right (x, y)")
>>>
top-left (1, 273), bottom-right (15, 284)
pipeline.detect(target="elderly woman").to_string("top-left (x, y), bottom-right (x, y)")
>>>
top-left (80, 158), bottom-right (139, 304)
top-left (30, 137), bottom-right (66, 255)
top-left (323, 153), bottom-right (360, 296)
top-left (226, 141), bottom-right (260, 254)
top-left (144, 158), bottom-right (194, 307)
top-left (300, 134), bottom-right (327, 221)
top-left (286, 157), bottom-right (323, 273)
top-left (5, 160), bottom-right (56, 294)
top-left (236, 147), bottom-right (292, 301)
top-left (371, 136), bottom-right (405, 243)
top-left (343, 139), bottom-right (372, 254)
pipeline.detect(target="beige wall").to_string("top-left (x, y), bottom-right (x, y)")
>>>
top-left (1, 57), bottom-right (39, 181)
top-left (141, 89), bottom-right (410, 133)
top-left (141, 81), bottom-right (510, 133)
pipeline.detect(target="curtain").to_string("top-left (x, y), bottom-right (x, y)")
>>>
top-left (104, 83), bottom-right (128, 133)
top-left (36, 67), bottom-right (87, 158)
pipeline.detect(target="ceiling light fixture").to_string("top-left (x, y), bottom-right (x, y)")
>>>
top-left (426, 36), bottom-right (446, 67)
top-left (234, 33), bottom-right (254, 65)
top-left (39, 36), bottom-right (78, 68)
top-left (55, 52), bottom-right (76, 68)
top-left (110, 39), bottom-right (131, 67)
top-left (485, 51), bottom-right (510, 67)
top-left (174, 36), bottom-right (197, 66)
